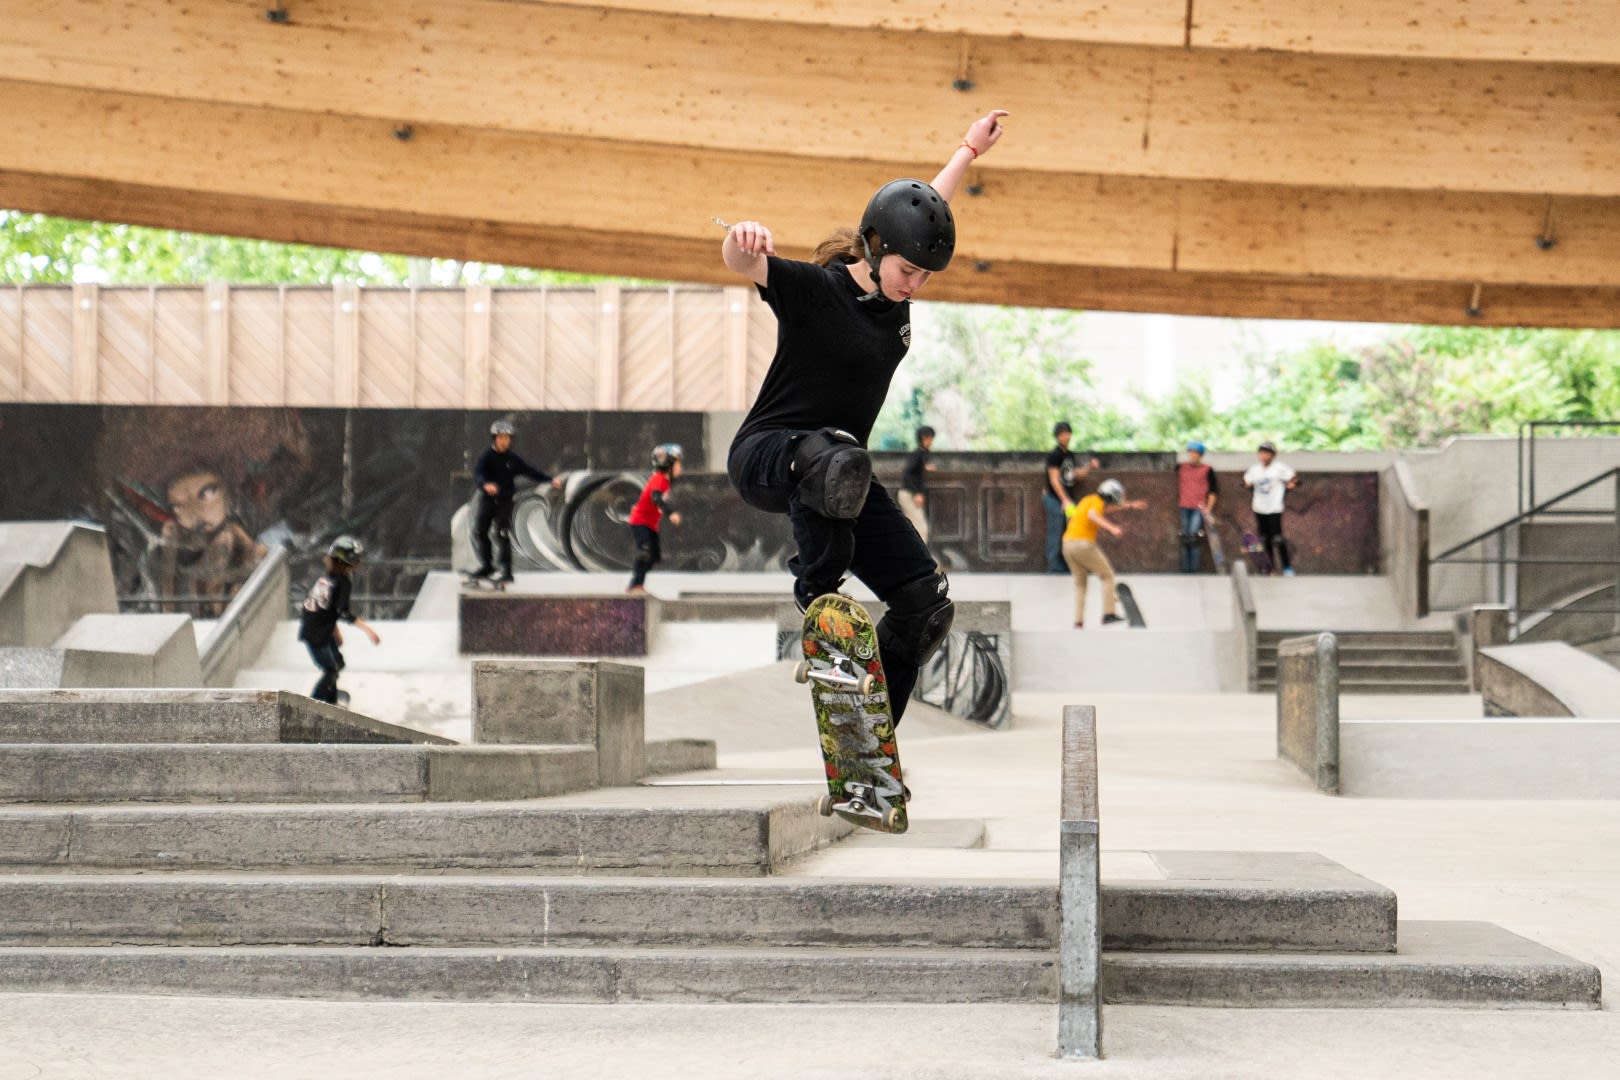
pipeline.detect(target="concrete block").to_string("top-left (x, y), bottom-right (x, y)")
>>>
top-left (1275, 633), bottom-right (1340, 793)
top-left (53, 613), bottom-right (202, 686)
top-left (0, 522), bottom-right (119, 648)
top-left (1478, 642), bottom-right (1620, 717)
top-left (425, 746), bottom-right (599, 801)
top-left (459, 593), bottom-right (658, 657)
top-left (1340, 716), bottom-right (1620, 798)
top-left (473, 660), bottom-right (644, 785)
top-left (643, 738), bottom-right (718, 776)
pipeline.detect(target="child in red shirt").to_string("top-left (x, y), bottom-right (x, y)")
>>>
top-left (626, 443), bottom-right (683, 594)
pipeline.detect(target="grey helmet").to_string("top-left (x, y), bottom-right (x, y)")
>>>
top-left (1097, 479), bottom-right (1125, 505)
top-left (327, 535), bottom-right (365, 565)
top-left (651, 443), bottom-right (684, 470)
top-left (859, 179), bottom-right (956, 285)
top-left (490, 420), bottom-right (516, 439)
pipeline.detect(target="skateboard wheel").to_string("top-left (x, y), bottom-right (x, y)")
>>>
top-left (856, 674), bottom-right (875, 695)
top-left (882, 807), bottom-right (902, 830)
top-left (794, 661), bottom-right (811, 684)
top-left (816, 794), bottom-right (833, 817)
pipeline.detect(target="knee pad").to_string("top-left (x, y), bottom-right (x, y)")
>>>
top-left (791, 428), bottom-right (872, 520)
top-left (877, 572), bottom-right (955, 669)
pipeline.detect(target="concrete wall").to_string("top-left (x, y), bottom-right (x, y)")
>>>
top-left (200, 547), bottom-right (290, 688)
top-left (0, 523), bottom-right (118, 647)
top-left (1276, 633), bottom-right (1339, 794)
top-left (1341, 717), bottom-right (1620, 798)
top-left (1378, 461), bottom-right (1429, 619)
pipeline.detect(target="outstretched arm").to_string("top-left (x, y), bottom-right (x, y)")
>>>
top-left (722, 221), bottom-right (774, 287)
top-left (931, 110), bottom-right (1008, 203)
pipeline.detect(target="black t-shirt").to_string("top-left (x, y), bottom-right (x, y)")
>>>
top-left (1045, 446), bottom-right (1079, 499)
top-left (298, 571), bottom-right (355, 644)
top-left (474, 448), bottom-right (552, 502)
top-left (900, 448), bottom-right (928, 493)
top-left (732, 257), bottom-right (911, 448)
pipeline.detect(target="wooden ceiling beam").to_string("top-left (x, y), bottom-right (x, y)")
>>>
top-left (3, 81), bottom-right (1618, 289)
top-left (3, 1), bottom-right (1618, 195)
top-left (526, 0), bottom-right (1620, 64)
top-left (7, 169), bottom-right (1617, 328)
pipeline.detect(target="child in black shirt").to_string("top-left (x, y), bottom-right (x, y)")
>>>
top-left (722, 109), bottom-right (1008, 726)
top-left (298, 535), bottom-right (381, 705)
top-left (471, 419), bottom-right (562, 583)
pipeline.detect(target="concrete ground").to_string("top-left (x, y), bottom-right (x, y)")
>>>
top-left (1, 684), bottom-right (1615, 1077)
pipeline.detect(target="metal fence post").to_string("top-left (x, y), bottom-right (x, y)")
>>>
top-left (1058, 704), bottom-right (1101, 1060)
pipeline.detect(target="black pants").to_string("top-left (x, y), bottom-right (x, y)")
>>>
top-left (1255, 512), bottom-right (1291, 572)
top-left (729, 430), bottom-right (937, 723)
top-left (472, 492), bottom-right (514, 576)
top-left (629, 524), bottom-right (661, 588)
top-left (304, 637), bottom-right (344, 704)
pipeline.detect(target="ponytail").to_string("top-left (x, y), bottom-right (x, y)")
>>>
top-left (812, 226), bottom-right (880, 268)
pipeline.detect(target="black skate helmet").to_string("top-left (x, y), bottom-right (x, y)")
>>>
top-left (490, 420), bottom-right (515, 439)
top-left (651, 443), bottom-right (684, 470)
top-left (1098, 479), bottom-right (1125, 505)
top-left (859, 179), bottom-right (956, 290)
top-left (327, 535), bottom-right (365, 565)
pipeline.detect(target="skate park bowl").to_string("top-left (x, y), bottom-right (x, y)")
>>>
top-left (1279, 636), bottom-right (1620, 798)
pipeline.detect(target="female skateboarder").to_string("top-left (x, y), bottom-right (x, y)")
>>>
top-left (722, 109), bottom-right (1008, 724)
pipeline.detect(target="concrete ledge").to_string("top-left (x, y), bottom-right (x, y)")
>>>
top-left (1340, 717), bottom-right (1620, 798)
top-left (1478, 642), bottom-right (1620, 717)
top-left (0, 744), bottom-right (598, 804)
top-left (0, 522), bottom-right (119, 648)
top-left (0, 690), bottom-right (450, 745)
top-left (0, 921), bottom-right (1594, 1007)
top-left (52, 613), bottom-right (202, 687)
top-left (1276, 633), bottom-right (1340, 794)
top-left (0, 790), bottom-right (845, 875)
top-left (643, 738), bottom-right (718, 776)
top-left (459, 593), bottom-right (658, 657)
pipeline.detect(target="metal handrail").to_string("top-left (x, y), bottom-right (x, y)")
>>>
top-left (1432, 466), bottom-right (1620, 563)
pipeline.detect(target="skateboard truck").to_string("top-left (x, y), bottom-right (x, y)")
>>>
top-left (817, 782), bottom-right (901, 830)
top-left (794, 653), bottom-right (876, 696)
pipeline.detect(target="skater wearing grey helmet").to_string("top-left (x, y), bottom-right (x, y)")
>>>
top-left (722, 109), bottom-right (1008, 725)
top-left (626, 443), bottom-right (684, 595)
top-left (470, 419), bottom-right (562, 585)
top-left (298, 535), bottom-right (380, 706)
top-left (1062, 479), bottom-right (1147, 628)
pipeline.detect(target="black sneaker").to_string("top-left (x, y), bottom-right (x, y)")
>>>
top-left (1101, 614), bottom-right (1126, 626)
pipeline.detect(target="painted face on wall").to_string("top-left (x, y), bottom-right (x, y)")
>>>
top-left (168, 470), bottom-right (229, 534)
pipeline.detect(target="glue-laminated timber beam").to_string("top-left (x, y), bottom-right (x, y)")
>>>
top-left (7, 170), bottom-right (1619, 328)
top-left (5, 1), bottom-right (1620, 196)
top-left (529, 0), bottom-right (1620, 64)
top-left (4, 81), bottom-right (1619, 291)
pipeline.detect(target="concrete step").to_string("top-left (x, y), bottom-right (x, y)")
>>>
top-left (0, 852), bottom-right (1396, 952)
top-left (1259, 680), bottom-right (1474, 695)
top-left (1256, 646), bottom-right (1461, 665)
top-left (0, 788), bottom-right (846, 876)
top-left (0, 922), bottom-right (1594, 1007)
top-left (0, 689), bottom-right (448, 745)
top-left (1259, 631), bottom-right (1457, 650)
top-left (1257, 661), bottom-right (1468, 681)
top-left (0, 744), bottom-right (599, 804)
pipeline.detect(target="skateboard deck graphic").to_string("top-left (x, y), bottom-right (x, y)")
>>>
top-left (1204, 514), bottom-right (1228, 573)
top-left (1115, 582), bottom-right (1147, 628)
top-left (796, 594), bottom-right (908, 834)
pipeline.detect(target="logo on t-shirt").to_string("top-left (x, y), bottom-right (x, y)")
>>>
top-left (900, 323), bottom-right (911, 348)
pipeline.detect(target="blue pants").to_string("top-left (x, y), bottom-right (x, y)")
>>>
top-left (1042, 493), bottom-right (1068, 574)
top-left (304, 638), bottom-right (344, 704)
top-left (1179, 508), bottom-right (1206, 574)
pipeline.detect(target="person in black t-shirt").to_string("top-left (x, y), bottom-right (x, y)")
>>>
top-left (298, 535), bottom-right (381, 705)
top-left (724, 109), bottom-right (1008, 726)
top-left (470, 419), bottom-right (563, 583)
top-left (897, 425), bottom-right (935, 548)
top-left (1043, 422), bottom-right (1100, 573)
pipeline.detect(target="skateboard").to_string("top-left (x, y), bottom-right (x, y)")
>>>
top-left (1241, 532), bottom-right (1273, 575)
top-left (462, 573), bottom-right (509, 591)
top-left (335, 690), bottom-right (351, 707)
top-left (795, 594), bottom-right (908, 834)
top-left (1115, 582), bottom-right (1147, 628)
top-left (1203, 513), bottom-right (1228, 573)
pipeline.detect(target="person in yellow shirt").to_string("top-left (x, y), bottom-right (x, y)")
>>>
top-left (1062, 479), bottom-right (1145, 628)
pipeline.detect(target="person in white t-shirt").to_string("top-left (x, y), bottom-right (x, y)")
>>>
top-left (1243, 442), bottom-right (1298, 575)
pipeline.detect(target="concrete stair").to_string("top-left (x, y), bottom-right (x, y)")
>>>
top-left (1257, 630), bottom-right (1471, 694)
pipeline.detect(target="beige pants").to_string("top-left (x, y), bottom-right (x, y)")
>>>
top-left (897, 489), bottom-right (929, 544)
top-left (1062, 539), bottom-right (1117, 624)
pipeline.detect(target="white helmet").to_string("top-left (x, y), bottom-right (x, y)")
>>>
top-left (1098, 479), bottom-right (1125, 505)
top-left (490, 420), bottom-right (515, 438)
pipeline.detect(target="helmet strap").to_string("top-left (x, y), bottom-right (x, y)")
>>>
top-left (856, 234), bottom-right (889, 303)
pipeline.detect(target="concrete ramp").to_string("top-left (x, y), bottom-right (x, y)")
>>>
top-left (0, 689), bottom-right (451, 745)
top-left (647, 660), bottom-right (982, 754)
top-left (0, 522), bottom-right (118, 647)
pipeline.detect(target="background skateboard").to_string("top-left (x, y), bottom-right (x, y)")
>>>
top-left (1241, 532), bottom-right (1274, 575)
top-left (796, 594), bottom-right (908, 834)
top-left (1116, 582), bottom-right (1147, 628)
